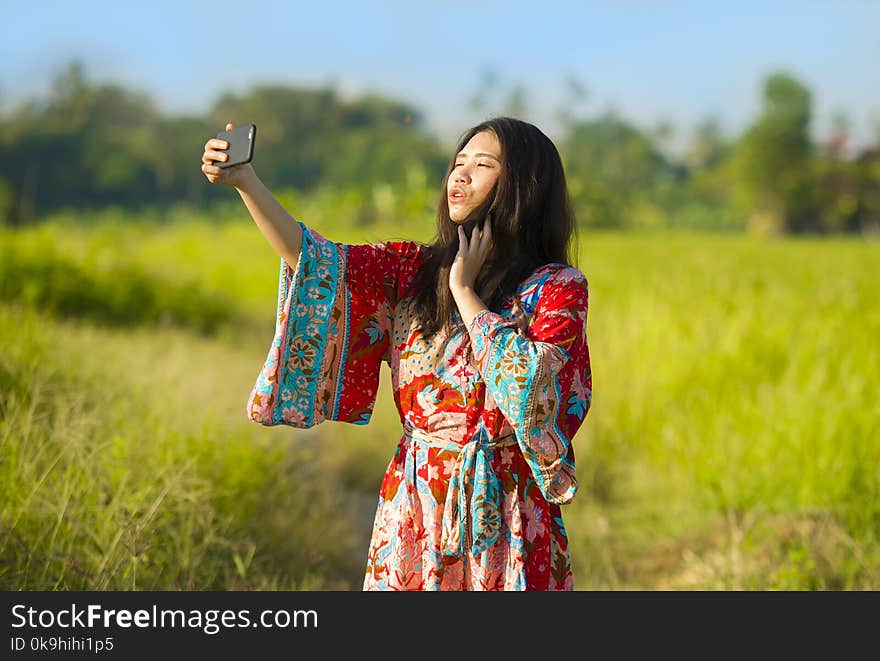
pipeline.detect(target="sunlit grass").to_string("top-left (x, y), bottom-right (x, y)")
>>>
top-left (1, 211), bottom-right (877, 589)
top-left (0, 303), bottom-right (365, 589)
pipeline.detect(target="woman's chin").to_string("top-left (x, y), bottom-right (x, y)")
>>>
top-left (450, 209), bottom-right (477, 223)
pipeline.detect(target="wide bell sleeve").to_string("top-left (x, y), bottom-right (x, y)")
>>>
top-left (466, 266), bottom-right (591, 504)
top-left (247, 220), bottom-right (420, 428)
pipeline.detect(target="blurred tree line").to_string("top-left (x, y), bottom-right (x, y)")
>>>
top-left (1, 61), bottom-right (878, 234)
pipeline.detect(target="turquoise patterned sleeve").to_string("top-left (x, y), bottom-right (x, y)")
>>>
top-left (246, 221), bottom-right (422, 428)
top-left (467, 266), bottom-right (591, 504)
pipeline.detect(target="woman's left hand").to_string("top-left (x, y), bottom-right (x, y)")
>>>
top-left (449, 219), bottom-right (492, 294)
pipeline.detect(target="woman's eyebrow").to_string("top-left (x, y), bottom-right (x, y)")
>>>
top-left (456, 152), bottom-right (500, 161)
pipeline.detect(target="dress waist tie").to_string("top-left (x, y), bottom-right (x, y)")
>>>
top-left (402, 422), bottom-right (516, 559)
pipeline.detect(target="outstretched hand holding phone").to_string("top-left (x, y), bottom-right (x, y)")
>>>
top-left (200, 122), bottom-right (302, 266)
top-left (201, 123), bottom-right (255, 188)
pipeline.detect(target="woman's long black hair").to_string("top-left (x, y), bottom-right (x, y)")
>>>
top-left (410, 116), bottom-right (578, 340)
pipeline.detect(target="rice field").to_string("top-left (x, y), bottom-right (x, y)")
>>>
top-left (1, 211), bottom-right (877, 590)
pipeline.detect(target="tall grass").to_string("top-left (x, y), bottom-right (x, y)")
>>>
top-left (0, 303), bottom-right (366, 589)
top-left (1, 211), bottom-right (877, 589)
top-left (567, 230), bottom-right (879, 588)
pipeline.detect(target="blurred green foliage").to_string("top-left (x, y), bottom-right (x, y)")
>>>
top-left (1, 61), bottom-right (878, 234)
top-left (0, 226), bottom-right (237, 334)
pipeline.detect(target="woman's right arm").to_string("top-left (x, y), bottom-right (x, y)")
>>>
top-left (201, 123), bottom-right (302, 267)
top-left (232, 167), bottom-right (303, 267)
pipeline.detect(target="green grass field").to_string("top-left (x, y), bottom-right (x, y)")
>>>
top-left (1, 211), bottom-right (877, 590)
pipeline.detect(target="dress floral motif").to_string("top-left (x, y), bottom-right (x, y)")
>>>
top-left (247, 220), bottom-right (592, 590)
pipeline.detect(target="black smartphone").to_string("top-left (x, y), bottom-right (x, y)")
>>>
top-left (216, 124), bottom-right (256, 168)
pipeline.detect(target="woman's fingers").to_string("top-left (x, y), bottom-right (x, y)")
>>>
top-left (202, 163), bottom-right (223, 175)
top-left (479, 218), bottom-right (492, 252)
top-left (202, 149), bottom-right (228, 163)
top-left (471, 226), bottom-right (483, 254)
top-left (456, 222), bottom-right (492, 257)
top-left (468, 222), bottom-right (491, 256)
top-left (202, 162), bottom-right (237, 181)
top-left (201, 125), bottom-right (237, 184)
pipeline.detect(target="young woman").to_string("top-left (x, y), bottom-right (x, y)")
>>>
top-left (201, 116), bottom-right (592, 590)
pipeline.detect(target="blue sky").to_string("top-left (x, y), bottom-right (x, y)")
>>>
top-left (2, 0), bottom-right (878, 154)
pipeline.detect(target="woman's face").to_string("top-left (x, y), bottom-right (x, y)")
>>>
top-left (446, 130), bottom-right (502, 223)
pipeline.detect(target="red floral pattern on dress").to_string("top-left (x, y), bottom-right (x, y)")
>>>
top-left (248, 221), bottom-right (592, 590)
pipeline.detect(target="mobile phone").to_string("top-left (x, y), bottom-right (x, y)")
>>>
top-left (216, 124), bottom-right (256, 168)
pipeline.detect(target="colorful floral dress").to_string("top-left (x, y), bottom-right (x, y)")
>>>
top-left (247, 220), bottom-right (592, 590)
